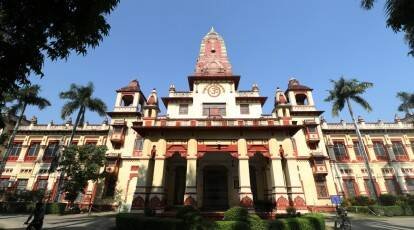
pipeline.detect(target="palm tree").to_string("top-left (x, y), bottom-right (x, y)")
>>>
top-left (0, 85), bottom-right (50, 170)
top-left (53, 82), bottom-right (107, 202)
top-left (396, 92), bottom-right (414, 116)
top-left (60, 82), bottom-right (107, 145)
top-left (325, 77), bottom-right (379, 200)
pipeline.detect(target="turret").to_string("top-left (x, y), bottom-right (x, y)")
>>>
top-left (272, 87), bottom-right (290, 119)
top-left (144, 89), bottom-right (160, 118)
top-left (285, 78), bottom-right (314, 106)
top-left (112, 80), bottom-right (145, 114)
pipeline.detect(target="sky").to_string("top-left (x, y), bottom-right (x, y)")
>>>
top-left (26, 0), bottom-right (413, 124)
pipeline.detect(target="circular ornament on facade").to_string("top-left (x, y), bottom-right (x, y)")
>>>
top-left (206, 84), bottom-right (222, 97)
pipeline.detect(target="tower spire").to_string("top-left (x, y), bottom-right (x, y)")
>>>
top-left (194, 28), bottom-right (232, 76)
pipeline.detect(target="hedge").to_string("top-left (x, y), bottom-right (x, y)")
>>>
top-left (351, 205), bottom-right (414, 216)
top-left (116, 213), bottom-right (184, 230)
top-left (0, 202), bottom-right (35, 213)
top-left (215, 221), bottom-right (250, 230)
top-left (45, 203), bottom-right (67, 215)
top-left (268, 214), bottom-right (325, 230)
top-left (223, 206), bottom-right (249, 222)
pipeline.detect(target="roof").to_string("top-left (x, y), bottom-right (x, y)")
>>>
top-left (116, 80), bottom-right (141, 92)
top-left (286, 78), bottom-right (313, 92)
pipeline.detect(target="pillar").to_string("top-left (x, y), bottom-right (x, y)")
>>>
top-left (285, 158), bottom-right (307, 211)
top-left (184, 138), bottom-right (197, 207)
top-left (148, 139), bottom-right (167, 212)
top-left (238, 138), bottom-right (253, 208)
top-left (395, 167), bottom-right (409, 194)
top-left (268, 137), bottom-right (289, 212)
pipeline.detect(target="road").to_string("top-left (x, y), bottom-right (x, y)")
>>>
top-left (0, 212), bottom-right (116, 230)
top-left (325, 213), bottom-right (414, 230)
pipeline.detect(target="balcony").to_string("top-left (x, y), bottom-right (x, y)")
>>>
top-left (110, 132), bottom-right (125, 144)
top-left (306, 133), bottom-right (320, 143)
top-left (335, 155), bottom-right (350, 162)
top-left (313, 164), bottom-right (328, 175)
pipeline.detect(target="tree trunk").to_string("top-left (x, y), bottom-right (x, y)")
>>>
top-left (0, 103), bottom-right (27, 174)
top-left (53, 106), bottom-right (85, 202)
top-left (346, 98), bottom-right (379, 200)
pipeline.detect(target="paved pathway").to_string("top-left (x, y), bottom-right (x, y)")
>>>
top-left (325, 213), bottom-right (414, 230)
top-left (0, 212), bottom-right (116, 230)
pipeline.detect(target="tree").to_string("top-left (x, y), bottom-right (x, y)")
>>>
top-left (59, 144), bottom-right (107, 206)
top-left (53, 82), bottom-right (107, 201)
top-left (396, 91), bottom-right (414, 116)
top-left (361, 0), bottom-right (414, 56)
top-left (60, 82), bottom-right (107, 145)
top-left (0, 85), bottom-right (50, 171)
top-left (324, 77), bottom-right (379, 199)
top-left (0, 0), bottom-right (120, 103)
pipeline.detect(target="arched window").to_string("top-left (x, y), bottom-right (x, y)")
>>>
top-left (121, 95), bottom-right (134, 106)
top-left (295, 94), bottom-right (308, 105)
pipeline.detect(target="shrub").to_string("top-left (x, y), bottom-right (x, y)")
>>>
top-left (248, 214), bottom-right (268, 230)
top-left (144, 207), bottom-right (155, 217)
top-left (254, 200), bottom-right (275, 212)
top-left (383, 206), bottom-right (404, 216)
top-left (286, 206), bottom-right (296, 216)
top-left (45, 203), bottom-right (66, 215)
top-left (223, 207), bottom-right (249, 222)
top-left (268, 215), bottom-right (325, 230)
top-left (379, 194), bottom-right (397, 206)
top-left (368, 205), bottom-right (385, 216)
top-left (351, 196), bottom-right (375, 206)
top-left (176, 206), bottom-right (214, 230)
top-left (116, 213), bottom-right (184, 230)
top-left (215, 221), bottom-right (249, 230)
top-left (303, 214), bottom-right (325, 230)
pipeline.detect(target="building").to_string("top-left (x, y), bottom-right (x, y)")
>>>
top-left (1, 28), bottom-right (413, 213)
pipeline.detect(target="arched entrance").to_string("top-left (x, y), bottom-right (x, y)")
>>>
top-left (165, 153), bottom-right (186, 206)
top-left (203, 165), bottom-right (228, 210)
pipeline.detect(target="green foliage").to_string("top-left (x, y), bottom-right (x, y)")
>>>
top-left (59, 144), bottom-right (107, 203)
top-left (254, 200), bottom-right (275, 212)
top-left (361, 0), bottom-right (414, 57)
top-left (215, 221), bottom-right (250, 230)
top-left (0, 202), bottom-right (35, 213)
top-left (379, 194), bottom-right (397, 206)
top-left (268, 214), bottom-right (325, 230)
top-left (325, 77), bottom-right (373, 117)
top-left (286, 206), bottom-right (297, 216)
top-left (248, 214), bottom-right (268, 230)
top-left (223, 206), bottom-right (249, 222)
top-left (175, 206), bottom-right (214, 230)
top-left (116, 213), bottom-right (184, 230)
top-left (396, 92), bottom-right (414, 115)
top-left (348, 206), bottom-right (371, 214)
top-left (350, 195), bottom-right (376, 206)
top-left (0, 0), bottom-right (120, 103)
top-left (45, 203), bottom-right (66, 215)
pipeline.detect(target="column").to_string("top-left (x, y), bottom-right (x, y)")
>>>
top-left (149, 139), bottom-right (167, 212)
top-left (285, 158), bottom-right (307, 211)
top-left (395, 167), bottom-right (409, 194)
top-left (238, 138), bottom-right (253, 208)
top-left (365, 135), bottom-right (377, 162)
top-left (355, 175), bottom-right (367, 196)
top-left (268, 138), bottom-right (289, 212)
top-left (345, 135), bottom-right (357, 162)
top-left (385, 135), bottom-right (396, 161)
top-left (184, 139), bottom-right (197, 207)
top-left (131, 138), bottom-right (153, 212)
top-left (403, 135), bottom-right (414, 160)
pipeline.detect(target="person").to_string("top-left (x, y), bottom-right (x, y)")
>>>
top-left (25, 201), bottom-right (45, 230)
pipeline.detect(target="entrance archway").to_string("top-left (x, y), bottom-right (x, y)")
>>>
top-left (165, 153), bottom-right (186, 206)
top-left (203, 165), bottom-right (228, 210)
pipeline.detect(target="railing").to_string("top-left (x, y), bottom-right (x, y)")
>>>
top-left (169, 91), bottom-right (192, 97)
top-left (290, 105), bottom-right (317, 112)
top-left (18, 124), bottom-right (109, 131)
top-left (236, 91), bottom-right (259, 97)
top-left (113, 106), bottom-right (140, 113)
top-left (144, 118), bottom-right (285, 127)
top-left (323, 122), bottom-right (414, 130)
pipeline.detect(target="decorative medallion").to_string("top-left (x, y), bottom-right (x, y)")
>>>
top-left (202, 84), bottom-right (225, 97)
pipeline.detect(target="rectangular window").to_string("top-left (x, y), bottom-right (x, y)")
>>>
top-left (113, 126), bottom-right (123, 134)
top-left (27, 142), bottom-right (40, 157)
top-left (240, 104), bottom-right (250, 115)
top-left (35, 179), bottom-right (48, 191)
top-left (307, 126), bottom-right (317, 133)
top-left (85, 141), bottom-right (97, 146)
top-left (202, 103), bottom-right (226, 117)
top-left (0, 179), bottom-right (9, 190)
top-left (179, 104), bottom-right (188, 115)
top-left (16, 179), bottom-right (28, 191)
top-left (373, 141), bottom-right (387, 156)
top-left (7, 143), bottom-right (22, 156)
top-left (406, 178), bottom-right (414, 188)
top-left (314, 176), bottom-right (329, 198)
top-left (344, 179), bottom-right (357, 198)
top-left (364, 179), bottom-right (377, 198)
top-left (353, 141), bottom-right (363, 156)
top-left (385, 179), bottom-right (399, 195)
top-left (333, 142), bottom-right (348, 158)
top-left (392, 141), bottom-right (406, 156)
top-left (134, 138), bottom-right (144, 150)
top-left (44, 142), bottom-right (59, 157)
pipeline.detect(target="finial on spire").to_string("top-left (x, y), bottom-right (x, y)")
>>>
top-left (209, 26), bottom-right (215, 33)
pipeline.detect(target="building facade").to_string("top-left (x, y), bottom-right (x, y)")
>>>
top-left (1, 28), bottom-right (413, 213)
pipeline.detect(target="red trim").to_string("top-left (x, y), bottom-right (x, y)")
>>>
top-left (165, 144), bottom-right (187, 158)
top-left (247, 144), bottom-right (270, 158)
